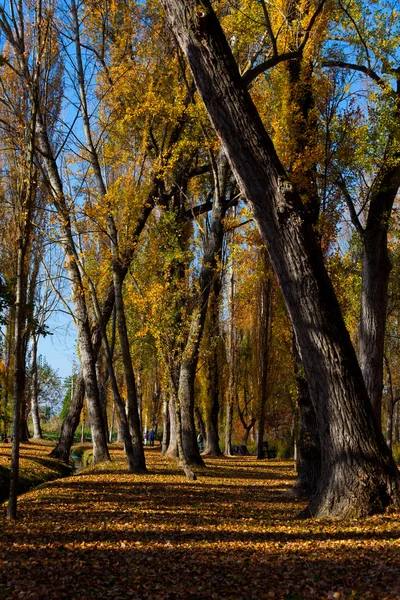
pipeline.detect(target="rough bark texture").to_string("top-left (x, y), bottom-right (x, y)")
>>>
top-left (359, 164), bottom-right (400, 425)
top-left (160, 0), bottom-right (400, 518)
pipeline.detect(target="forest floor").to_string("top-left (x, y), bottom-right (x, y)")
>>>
top-left (0, 440), bottom-right (72, 504)
top-left (1, 443), bottom-right (400, 600)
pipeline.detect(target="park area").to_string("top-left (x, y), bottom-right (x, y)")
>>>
top-left (1, 441), bottom-right (400, 600)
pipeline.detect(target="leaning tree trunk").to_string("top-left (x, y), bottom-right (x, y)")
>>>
top-left (178, 151), bottom-right (228, 467)
top-left (50, 372), bottom-right (85, 462)
top-left (34, 115), bottom-right (109, 465)
top-left (161, 0), bottom-right (400, 518)
top-left (71, 2), bottom-right (146, 473)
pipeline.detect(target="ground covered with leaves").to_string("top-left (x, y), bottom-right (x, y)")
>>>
top-left (1, 444), bottom-right (400, 600)
top-left (0, 440), bottom-right (71, 504)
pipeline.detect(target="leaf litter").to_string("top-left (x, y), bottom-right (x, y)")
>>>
top-left (1, 444), bottom-right (400, 600)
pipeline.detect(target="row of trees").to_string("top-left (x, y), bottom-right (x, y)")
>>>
top-left (0, 0), bottom-right (399, 519)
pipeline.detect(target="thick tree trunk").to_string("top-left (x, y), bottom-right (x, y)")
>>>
top-left (161, 0), bottom-right (400, 517)
top-left (30, 335), bottom-right (42, 439)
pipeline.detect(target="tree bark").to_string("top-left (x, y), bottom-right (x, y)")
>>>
top-left (166, 394), bottom-right (179, 457)
top-left (160, 0), bottom-right (400, 518)
top-left (177, 152), bottom-right (228, 467)
top-left (7, 246), bottom-right (24, 520)
top-left (30, 335), bottom-right (42, 439)
top-left (291, 343), bottom-right (321, 498)
top-left (359, 163), bottom-right (400, 426)
top-left (203, 269), bottom-right (223, 456)
top-left (161, 397), bottom-right (170, 454)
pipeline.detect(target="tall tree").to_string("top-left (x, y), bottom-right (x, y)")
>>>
top-left (160, 0), bottom-right (400, 518)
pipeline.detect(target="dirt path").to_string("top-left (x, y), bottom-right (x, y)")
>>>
top-left (1, 447), bottom-right (400, 599)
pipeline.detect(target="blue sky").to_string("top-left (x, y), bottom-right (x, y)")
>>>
top-left (38, 312), bottom-right (77, 381)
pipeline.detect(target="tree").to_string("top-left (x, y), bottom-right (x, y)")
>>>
top-left (160, 0), bottom-right (400, 518)
top-left (321, 0), bottom-right (400, 425)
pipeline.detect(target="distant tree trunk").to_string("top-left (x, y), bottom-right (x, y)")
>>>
top-left (161, 0), bottom-right (400, 518)
top-left (50, 373), bottom-right (85, 462)
top-left (241, 417), bottom-right (256, 446)
top-left (291, 344), bottom-right (321, 498)
top-left (166, 394), bottom-right (178, 457)
top-left (178, 152), bottom-right (228, 468)
top-left (7, 246), bottom-right (25, 520)
top-left (109, 402), bottom-right (115, 443)
top-left (30, 335), bottom-right (42, 439)
top-left (195, 407), bottom-right (206, 441)
top-left (394, 405), bottom-right (400, 445)
top-left (116, 415), bottom-right (124, 443)
top-left (256, 276), bottom-right (273, 460)
top-left (203, 279), bottom-right (223, 457)
top-left (161, 397), bottom-right (170, 454)
top-left (225, 262), bottom-right (236, 456)
top-left (384, 354), bottom-right (399, 450)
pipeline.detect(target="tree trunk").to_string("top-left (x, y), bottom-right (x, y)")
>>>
top-left (291, 345), bottom-right (321, 498)
top-left (7, 246), bottom-right (24, 520)
top-left (161, 0), bottom-right (400, 518)
top-left (241, 418), bottom-right (256, 446)
top-left (30, 335), bottom-right (42, 439)
top-left (224, 261), bottom-right (236, 457)
top-left (195, 407), bottom-right (206, 441)
top-left (166, 394), bottom-right (178, 457)
top-left (256, 276), bottom-right (273, 460)
top-left (50, 373), bottom-right (84, 462)
top-left (112, 261), bottom-right (146, 472)
top-left (203, 279), bottom-right (223, 457)
top-left (177, 152), bottom-right (228, 467)
top-left (394, 405), bottom-right (400, 445)
top-left (161, 397), bottom-right (170, 454)
top-left (360, 220), bottom-right (396, 427)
